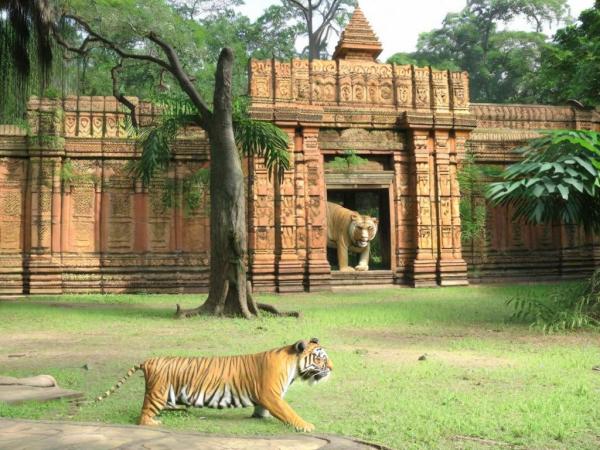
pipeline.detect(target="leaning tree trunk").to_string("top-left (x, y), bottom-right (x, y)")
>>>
top-left (175, 48), bottom-right (299, 319)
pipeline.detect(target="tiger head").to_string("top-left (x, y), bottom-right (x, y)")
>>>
top-left (293, 338), bottom-right (333, 385)
top-left (348, 214), bottom-right (378, 249)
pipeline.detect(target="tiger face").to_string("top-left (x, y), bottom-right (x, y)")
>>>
top-left (348, 214), bottom-right (378, 249)
top-left (294, 338), bottom-right (333, 385)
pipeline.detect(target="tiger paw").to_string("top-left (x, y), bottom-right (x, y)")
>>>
top-left (355, 264), bottom-right (369, 271)
top-left (139, 416), bottom-right (161, 426)
top-left (296, 422), bottom-right (315, 432)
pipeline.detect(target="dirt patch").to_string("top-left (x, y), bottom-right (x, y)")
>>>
top-left (347, 327), bottom-right (600, 349)
top-left (340, 344), bottom-right (514, 369)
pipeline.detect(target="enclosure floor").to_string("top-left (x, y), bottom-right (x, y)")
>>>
top-left (0, 418), bottom-right (388, 450)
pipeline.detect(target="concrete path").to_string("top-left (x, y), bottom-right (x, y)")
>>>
top-left (0, 419), bottom-right (389, 450)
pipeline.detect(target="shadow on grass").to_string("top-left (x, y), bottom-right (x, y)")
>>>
top-left (0, 301), bottom-right (176, 321)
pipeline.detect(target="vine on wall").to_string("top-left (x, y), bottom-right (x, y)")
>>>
top-left (457, 152), bottom-right (501, 244)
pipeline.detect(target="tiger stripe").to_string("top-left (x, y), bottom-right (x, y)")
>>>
top-left (94, 339), bottom-right (332, 432)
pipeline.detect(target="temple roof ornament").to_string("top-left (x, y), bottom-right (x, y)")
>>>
top-left (332, 4), bottom-right (383, 61)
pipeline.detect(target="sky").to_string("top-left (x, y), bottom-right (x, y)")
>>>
top-left (237, 0), bottom-right (596, 60)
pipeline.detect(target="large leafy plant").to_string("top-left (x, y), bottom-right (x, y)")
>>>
top-left (487, 129), bottom-right (600, 331)
top-left (487, 130), bottom-right (600, 231)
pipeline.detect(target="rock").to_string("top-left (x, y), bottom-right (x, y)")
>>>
top-left (0, 375), bottom-right (57, 388)
top-left (418, 354), bottom-right (428, 361)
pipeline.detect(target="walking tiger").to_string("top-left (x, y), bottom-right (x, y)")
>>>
top-left (95, 338), bottom-right (332, 432)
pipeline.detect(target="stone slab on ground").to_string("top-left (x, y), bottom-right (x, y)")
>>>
top-left (0, 385), bottom-right (84, 404)
top-left (0, 419), bottom-right (390, 450)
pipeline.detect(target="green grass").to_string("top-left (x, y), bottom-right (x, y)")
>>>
top-left (1, 284), bottom-right (600, 449)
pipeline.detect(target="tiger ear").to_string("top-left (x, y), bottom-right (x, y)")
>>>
top-left (373, 218), bottom-right (379, 225)
top-left (351, 213), bottom-right (360, 221)
top-left (294, 340), bottom-right (307, 353)
top-left (310, 337), bottom-right (320, 344)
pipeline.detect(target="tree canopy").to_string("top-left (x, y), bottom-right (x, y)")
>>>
top-left (534, 1), bottom-right (600, 106)
top-left (387, 0), bottom-right (569, 103)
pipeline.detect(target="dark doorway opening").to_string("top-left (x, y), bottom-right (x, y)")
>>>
top-left (326, 189), bottom-right (391, 271)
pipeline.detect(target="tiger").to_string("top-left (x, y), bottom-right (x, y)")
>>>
top-left (94, 338), bottom-right (332, 432)
top-left (326, 201), bottom-right (378, 272)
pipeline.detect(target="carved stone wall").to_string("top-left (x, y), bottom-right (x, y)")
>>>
top-left (1, 95), bottom-right (599, 295)
top-left (0, 97), bottom-right (209, 295)
top-left (464, 103), bottom-right (600, 281)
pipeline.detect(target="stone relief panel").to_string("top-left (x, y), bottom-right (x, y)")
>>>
top-left (274, 61), bottom-right (292, 101)
top-left (311, 60), bottom-right (337, 103)
top-left (250, 59), bottom-right (273, 100)
top-left (431, 70), bottom-right (450, 110)
top-left (394, 65), bottom-right (413, 108)
top-left (413, 67), bottom-right (431, 109)
top-left (319, 128), bottom-right (406, 151)
top-left (293, 59), bottom-right (310, 102)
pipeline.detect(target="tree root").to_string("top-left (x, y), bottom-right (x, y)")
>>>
top-left (174, 280), bottom-right (301, 319)
top-left (256, 302), bottom-right (302, 318)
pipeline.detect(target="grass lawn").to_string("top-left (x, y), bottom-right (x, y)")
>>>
top-left (1, 283), bottom-right (599, 449)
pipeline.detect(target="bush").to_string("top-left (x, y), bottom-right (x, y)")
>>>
top-left (508, 269), bottom-right (600, 332)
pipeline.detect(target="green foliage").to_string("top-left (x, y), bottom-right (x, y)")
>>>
top-left (508, 270), bottom-right (600, 332)
top-left (233, 98), bottom-right (291, 182)
top-left (60, 158), bottom-right (98, 185)
top-left (325, 150), bottom-right (369, 172)
top-left (33, 135), bottom-right (66, 149)
top-left (386, 52), bottom-right (460, 71)
top-left (533, 1), bottom-right (600, 106)
top-left (394, 0), bottom-right (569, 103)
top-left (282, 0), bottom-right (357, 59)
top-left (129, 97), bottom-right (291, 208)
top-left (128, 99), bottom-right (199, 187)
top-left (457, 152), bottom-right (501, 243)
top-left (487, 130), bottom-right (600, 230)
top-left (161, 168), bottom-right (210, 215)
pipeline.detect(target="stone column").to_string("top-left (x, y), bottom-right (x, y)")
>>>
top-left (274, 126), bottom-right (304, 292)
top-left (133, 180), bottom-right (149, 253)
top-left (392, 149), bottom-right (415, 283)
top-left (434, 129), bottom-right (468, 285)
top-left (402, 113), bottom-right (473, 286)
top-left (408, 126), bottom-right (438, 286)
top-left (247, 157), bottom-right (277, 292)
top-left (26, 98), bottom-right (65, 294)
top-left (302, 126), bottom-right (331, 291)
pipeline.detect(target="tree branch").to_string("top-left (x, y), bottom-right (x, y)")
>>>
top-left (111, 61), bottom-right (138, 129)
top-left (146, 31), bottom-right (213, 128)
top-left (56, 13), bottom-right (213, 130)
top-left (61, 14), bottom-right (173, 71)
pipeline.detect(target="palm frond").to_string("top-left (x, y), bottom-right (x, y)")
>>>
top-left (128, 99), bottom-right (200, 186)
top-left (233, 116), bottom-right (291, 182)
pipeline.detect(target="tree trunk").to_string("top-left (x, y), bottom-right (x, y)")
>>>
top-left (175, 48), bottom-right (299, 319)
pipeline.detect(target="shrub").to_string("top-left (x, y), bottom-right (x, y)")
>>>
top-left (507, 269), bottom-right (600, 332)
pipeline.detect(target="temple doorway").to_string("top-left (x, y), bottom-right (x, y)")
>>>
top-left (326, 189), bottom-right (391, 271)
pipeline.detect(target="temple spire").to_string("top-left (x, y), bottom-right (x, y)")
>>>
top-left (332, 4), bottom-right (383, 61)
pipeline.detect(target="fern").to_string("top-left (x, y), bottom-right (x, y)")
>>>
top-left (507, 270), bottom-right (600, 332)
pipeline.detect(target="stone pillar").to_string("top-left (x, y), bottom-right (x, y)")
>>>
top-left (407, 126), bottom-right (438, 286)
top-left (26, 98), bottom-right (65, 294)
top-left (248, 157), bottom-right (277, 292)
top-left (274, 126), bottom-right (304, 292)
top-left (133, 180), bottom-right (149, 253)
top-left (434, 129), bottom-right (468, 285)
top-left (392, 149), bottom-right (415, 283)
top-left (302, 126), bottom-right (331, 291)
top-left (402, 112), bottom-right (474, 287)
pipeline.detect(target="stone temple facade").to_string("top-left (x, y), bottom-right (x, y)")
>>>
top-left (0, 6), bottom-right (599, 295)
